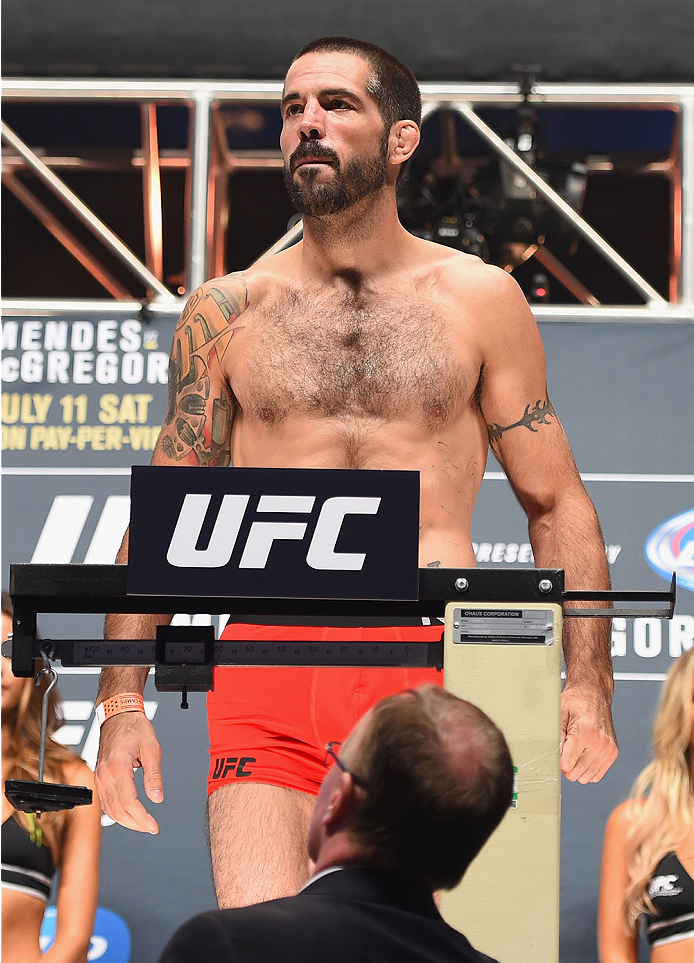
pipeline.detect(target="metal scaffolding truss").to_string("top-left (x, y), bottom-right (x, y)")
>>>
top-left (2, 78), bottom-right (694, 323)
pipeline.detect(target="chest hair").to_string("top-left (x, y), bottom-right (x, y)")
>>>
top-left (239, 282), bottom-right (474, 428)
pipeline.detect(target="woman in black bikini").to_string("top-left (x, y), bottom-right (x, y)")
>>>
top-left (1, 592), bottom-right (102, 963)
top-left (599, 646), bottom-right (694, 962)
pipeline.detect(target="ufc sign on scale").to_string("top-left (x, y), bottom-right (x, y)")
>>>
top-left (127, 466), bottom-right (420, 600)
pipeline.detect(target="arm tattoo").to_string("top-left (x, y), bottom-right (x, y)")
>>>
top-left (177, 287), bottom-right (203, 326)
top-left (160, 278), bottom-right (248, 466)
top-left (487, 399), bottom-right (557, 445)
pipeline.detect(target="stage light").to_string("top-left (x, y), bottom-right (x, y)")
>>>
top-left (529, 272), bottom-right (550, 302)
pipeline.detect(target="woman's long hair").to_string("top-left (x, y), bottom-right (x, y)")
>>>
top-left (2, 592), bottom-right (75, 864)
top-left (624, 646), bottom-right (694, 928)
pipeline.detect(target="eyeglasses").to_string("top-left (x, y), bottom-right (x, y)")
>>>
top-left (323, 741), bottom-right (368, 790)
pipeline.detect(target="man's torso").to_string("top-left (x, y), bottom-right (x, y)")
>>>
top-left (175, 243), bottom-right (499, 566)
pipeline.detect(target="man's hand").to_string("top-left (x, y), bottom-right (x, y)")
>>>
top-left (560, 682), bottom-right (618, 783)
top-left (95, 711), bottom-right (164, 833)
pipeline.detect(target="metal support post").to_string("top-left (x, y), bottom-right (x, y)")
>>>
top-left (186, 92), bottom-right (213, 292)
top-left (210, 110), bottom-right (231, 279)
top-left (140, 103), bottom-right (164, 288)
top-left (440, 600), bottom-right (562, 963)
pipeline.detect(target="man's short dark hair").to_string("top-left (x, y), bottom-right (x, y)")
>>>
top-left (344, 685), bottom-right (514, 891)
top-left (293, 37), bottom-right (422, 131)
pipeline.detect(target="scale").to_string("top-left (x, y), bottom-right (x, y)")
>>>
top-left (4, 561), bottom-right (674, 781)
top-left (4, 561), bottom-right (676, 963)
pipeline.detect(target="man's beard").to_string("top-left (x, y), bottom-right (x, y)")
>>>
top-left (284, 134), bottom-right (389, 216)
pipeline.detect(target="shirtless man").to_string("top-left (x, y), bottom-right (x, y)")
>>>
top-left (95, 37), bottom-right (618, 909)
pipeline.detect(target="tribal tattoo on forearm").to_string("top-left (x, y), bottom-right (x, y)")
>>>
top-left (487, 399), bottom-right (557, 445)
top-left (159, 278), bottom-right (248, 466)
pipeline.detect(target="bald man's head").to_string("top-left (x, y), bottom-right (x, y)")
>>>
top-left (342, 685), bottom-right (513, 890)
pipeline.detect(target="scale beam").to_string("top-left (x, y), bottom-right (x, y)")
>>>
top-left (7, 563), bottom-right (675, 677)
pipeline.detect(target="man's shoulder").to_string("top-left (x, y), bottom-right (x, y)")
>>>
top-left (204, 252), bottom-right (300, 305)
top-left (409, 244), bottom-right (533, 341)
top-left (197, 270), bottom-right (251, 307)
top-left (405, 240), bottom-right (520, 303)
top-left (159, 897), bottom-right (311, 962)
top-left (194, 891), bottom-right (334, 933)
top-left (160, 890), bottom-right (500, 963)
top-left (429, 249), bottom-right (521, 301)
top-left (160, 893), bottom-right (340, 961)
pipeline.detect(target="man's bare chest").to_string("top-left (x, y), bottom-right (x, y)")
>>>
top-left (231, 286), bottom-right (479, 427)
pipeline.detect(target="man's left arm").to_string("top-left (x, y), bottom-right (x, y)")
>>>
top-left (474, 267), bottom-right (617, 783)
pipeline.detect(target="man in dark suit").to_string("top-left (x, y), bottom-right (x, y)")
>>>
top-left (159, 684), bottom-right (513, 963)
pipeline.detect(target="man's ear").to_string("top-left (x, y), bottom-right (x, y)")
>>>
top-left (389, 120), bottom-right (420, 170)
top-left (322, 771), bottom-right (358, 829)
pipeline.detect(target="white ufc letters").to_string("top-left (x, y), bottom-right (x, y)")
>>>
top-left (166, 494), bottom-right (249, 568)
top-left (239, 495), bottom-right (315, 568)
top-left (306, 496), bottom-right (381, 570)
top-left (165, 493), bottom-right (381, 570)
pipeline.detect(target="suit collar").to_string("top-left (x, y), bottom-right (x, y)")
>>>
top-left (300, 865), bottom-right (441, 919)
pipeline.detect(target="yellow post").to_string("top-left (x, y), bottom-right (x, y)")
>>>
top-left (440, 600), bottom-right (562, 963)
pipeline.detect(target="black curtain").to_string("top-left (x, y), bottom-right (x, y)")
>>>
top-left (3, 0), bottom-right (693, 82)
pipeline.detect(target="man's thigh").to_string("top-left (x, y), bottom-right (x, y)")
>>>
top-left (208, 782), bottom-right (315, 908)
top-left (207, 662), bottom-right (327, 796)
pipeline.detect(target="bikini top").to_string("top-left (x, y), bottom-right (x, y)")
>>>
top-left (1, 814), bottom-right (57, 902)
top-left (644, 851), bottom-right (694, 948)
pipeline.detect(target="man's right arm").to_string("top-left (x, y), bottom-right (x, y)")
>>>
top-left (96, 528), bottom-right (170, 834)
top-left (95, 277), bottom-right (249, 833)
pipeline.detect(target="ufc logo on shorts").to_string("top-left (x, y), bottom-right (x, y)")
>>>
top-left (166, 494), bottom-right (381, 571)
top-left (212, 756), bottom-right (256, 780)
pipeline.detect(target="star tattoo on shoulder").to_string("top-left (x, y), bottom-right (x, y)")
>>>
top-left (487, 399), bottom-right (557, 445)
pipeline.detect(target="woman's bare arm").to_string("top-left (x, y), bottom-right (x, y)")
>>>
top-left (598, 801), bottom-right (639, 963)
top-left (42, 762), bottom-right (102, 963)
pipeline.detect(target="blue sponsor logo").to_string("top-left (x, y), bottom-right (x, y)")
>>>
top-left (41, 906), bottom-right (131, 962)
top-left (645, 508), bottom-right (694, 593)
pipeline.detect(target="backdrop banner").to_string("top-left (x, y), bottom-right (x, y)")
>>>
top-left (2, 310), bottom-right (693, 961)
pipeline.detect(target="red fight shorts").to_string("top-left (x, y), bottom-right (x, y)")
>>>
top-left (207, 620), bottom-right (443, 797)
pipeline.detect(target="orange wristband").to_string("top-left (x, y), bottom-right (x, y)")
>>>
top-left (95, 693), bottom-right (145, 727)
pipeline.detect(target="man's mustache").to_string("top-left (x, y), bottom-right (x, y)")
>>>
top-left (290, 143), bottom-right (340, 174)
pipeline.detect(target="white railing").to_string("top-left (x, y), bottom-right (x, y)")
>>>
top-left (2, 79), bottom-right (693, 323)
